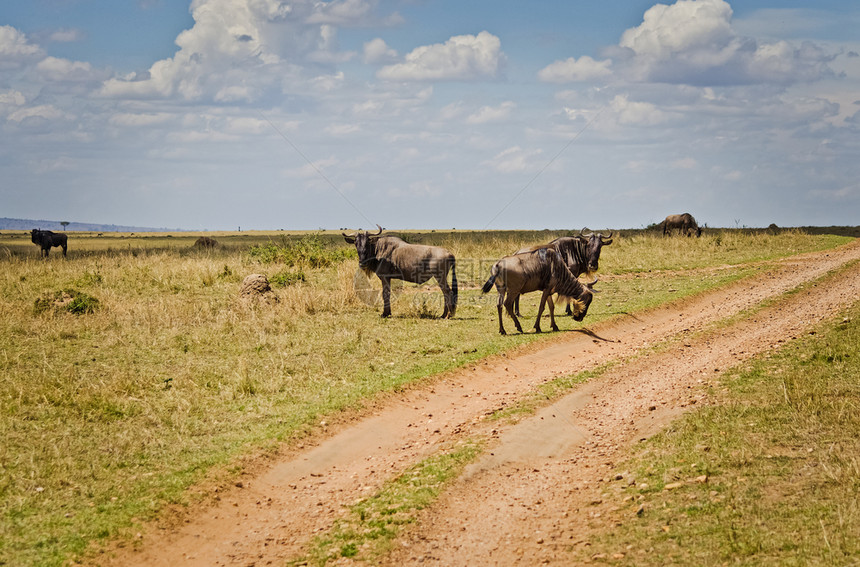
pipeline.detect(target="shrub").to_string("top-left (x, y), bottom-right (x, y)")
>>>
top-left (270, 270), bottom-right (306, 287)
top-left (248, 233), bottom-right (352, 268)
top-left (34, 289), bottom-right (100, 315)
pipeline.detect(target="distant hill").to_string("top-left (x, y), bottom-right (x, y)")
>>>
top-left (0, 218), bottom-right (183, 233)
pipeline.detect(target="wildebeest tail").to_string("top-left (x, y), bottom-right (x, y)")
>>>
top-left (481, 264), bottom-right (498, 294)
top-left (451, 259), bottom-right (458, 309)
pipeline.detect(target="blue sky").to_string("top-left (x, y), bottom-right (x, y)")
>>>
top-left (1, 0), bottom-right (858, 230)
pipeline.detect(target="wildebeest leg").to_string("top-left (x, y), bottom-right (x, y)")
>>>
top-left (496, 292), bottom-right (507, 335)
top-left (547, 294), bottom-right (560, 332)
top-left (436, 275), bottom-right (452, 319)
top-left (380, 276), bottom-right (392, 318)
top-left (514, 296), bottom-right (521, 317)
top-left (533, 289), bottom-right (553, 333)
top-left (503, 294), bottom-right (523, 334)
top-left (62, 243), bottom-right (67, 256)
top-left (564, 292), bottom-right (573, 316)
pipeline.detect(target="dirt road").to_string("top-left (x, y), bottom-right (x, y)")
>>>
top-left (96, 241), bottom-right (860, 567)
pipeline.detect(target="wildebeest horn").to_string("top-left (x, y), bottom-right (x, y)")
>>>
top-left (600, 231), bottom-right (613, 244)
top-left (342, 230), bottom-right (357, 243)
top-left (580, 227), bottom-right (593, 237)
top-left (585, 277), bottom-right (600, 292)
top-left (372, 224), bottom-right (384, 236)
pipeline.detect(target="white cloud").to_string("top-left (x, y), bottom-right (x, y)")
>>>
top-left (624, 160), bottom-right (650, 173)
top-left (99, 0), bottom-right (370, 101)
top-left (539, 0), bottom-right (839, 88)
top-left (108, 112), bottom-right (173, 127)
top-left (36, 56), bottom-right (101, 82)
top-left (377, 31), bottom-right (504, 81)
top-left (0, 89), bottom-right (26, 110)
top-left (215, 85), bottom-right (254, 102)
top-left (325, 122), bottom-right (360, 136)
top-left (283, 155), bottom-right (340, 179)
top-left (49, 28), bottom-right (85, 43)
top-left (386, 180), bottom-right (442, 198)
top-left (8, 104), bottom-right (68, 123)
top-left (306, 0), bottom-right (375, 25)
top-left (609, 94), bottom-right (667, 126)
top-left (0, 26), bottom-right (44, 69)
top-left (484, 146), bottom-right (543, 173)
top-left (671, 157), bottom-right (698, 169)
top-left (467, 101), bottom-right (515, 124)
top-left (611, 0), bottom-right (836, 86)
top-left (310, 71), bottom-right (345, 92)
top-left (363, 37), bottom-right (397, 64)
top-left (620, 0), bottom-right (734, 60)
top-left (438, 101), bottom-right (465, 121)
top-left (538, 55), bottom-right (612, 83)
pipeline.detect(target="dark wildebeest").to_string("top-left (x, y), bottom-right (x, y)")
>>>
top-left (30, 229), bottom-right (68, 257)
top-left (513, 228), bottom-right (612, 316)
top-left (660, 213), bottom-right (702, 237)
top-left (194, 236), bottom-right (218, 248)
top-left (482, 248), bottom-right (598, 335)
top-left (343, 225), bottom-right (457, 318)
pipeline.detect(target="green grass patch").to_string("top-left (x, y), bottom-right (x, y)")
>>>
top-left (295, 441), bottom-right (483, 566)
top-left (33, 288), bottom-right (100, 315)
top-left (581, 302), bottom-right (860, 566)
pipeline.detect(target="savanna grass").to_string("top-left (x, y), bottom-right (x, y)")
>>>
top-left (581, 300), bottom-right (860, 566)
top-left (0, 228), bottom-right (852, 566)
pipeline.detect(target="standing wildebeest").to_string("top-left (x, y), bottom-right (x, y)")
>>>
top-left (30, 229), bottom-right (68, 257)
top-left (482, 248), bottom-right (598, 335)
top-left (660, 213), bottom-right (702, 237)
top-left (343, 225), bottom-right (457, 318)
top-left (513, 228), bottom-right (612, 316)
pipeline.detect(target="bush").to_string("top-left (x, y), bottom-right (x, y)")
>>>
top-left (248, 233), bottom-right (352, 268)
top-left (270, 270), bottom-right (306, 287)
top-left (34, 289), bottom-right (100, 315)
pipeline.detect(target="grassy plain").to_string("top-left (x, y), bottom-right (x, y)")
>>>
top-left (0, 228), bottom-right (852, 566)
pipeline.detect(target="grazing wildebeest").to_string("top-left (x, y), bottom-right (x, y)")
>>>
top-left (30, 229), bottom-right (68, 257)
top-left (481, 248), bottom-right (598, 335)
top-left (343, 225), bottom-right (457, 318)
top-left (513, 228), bottom-right (612, 316)
top-left (660, 213), bottom-right (702, 237)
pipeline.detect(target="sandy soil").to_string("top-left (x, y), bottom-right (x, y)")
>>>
top-left (93, 241), bottom-right (860, 567)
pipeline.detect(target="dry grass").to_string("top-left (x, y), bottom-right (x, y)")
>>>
top-left (0, 228), bottom-right (852, 566)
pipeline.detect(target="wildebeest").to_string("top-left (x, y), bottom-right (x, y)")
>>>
top-left (343, 225), bottom-right (457, 318)
top-left (194, 236), bottom-right (218, 248)
top-left (481, 248), bottom-right (598, 335)
top-left (30, 229), bottom-right (68, 257)
top-left (660, 213), bottom-right (702, 237)
top-left (513, 228), bottom-right (612, 316)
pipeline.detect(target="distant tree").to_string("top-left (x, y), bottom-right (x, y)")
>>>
top-left (60, 221), bottom-right (69, 230)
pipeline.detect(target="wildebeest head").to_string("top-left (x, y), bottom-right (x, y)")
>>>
top-left (342, 224), bottom-right (384, 270)
top-left (30, 229), bottom-right (41, 244)
top-left (567, 276), bottom-right (599, 322)
top-left (579, 228), bottom-right (613, 274)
